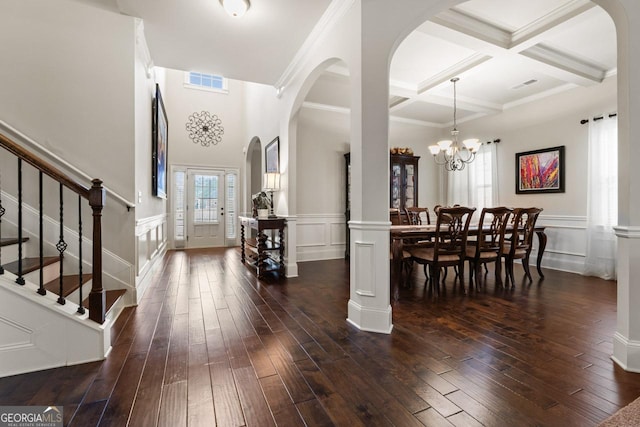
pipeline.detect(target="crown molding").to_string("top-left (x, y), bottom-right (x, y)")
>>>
top-left (274, 0), bottom-right (356, 96)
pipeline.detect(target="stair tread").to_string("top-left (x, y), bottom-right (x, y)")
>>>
top-left (44, 274), bottom-right (92, 298)
top-left (0, 237), bottom-right (29, 247)
top-left (83, 289), bottom-right (126, 313)
top-left (3, 256), bottom-right (59, 275)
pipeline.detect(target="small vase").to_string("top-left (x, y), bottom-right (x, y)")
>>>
top-left (257, 209), bottom-right (269, 219)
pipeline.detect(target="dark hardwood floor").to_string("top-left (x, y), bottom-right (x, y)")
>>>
top-left (1, 247), bottom-right (639, 426)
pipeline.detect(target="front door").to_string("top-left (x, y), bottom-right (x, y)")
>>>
top-left (186, 169), bottom-right (225, 248)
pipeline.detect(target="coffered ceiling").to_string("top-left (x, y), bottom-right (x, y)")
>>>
top-left (80, 0), bottom-right (616, 128)
top-left (306, 0), bottom-right (616, 128)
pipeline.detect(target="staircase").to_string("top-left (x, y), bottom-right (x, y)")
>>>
top-left (0, 132), bottom-right (127, 377)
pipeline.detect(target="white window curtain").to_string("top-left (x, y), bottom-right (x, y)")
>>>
top-left (446, 143), bottom-right (498, 212)
top-left (584, 115), bottom-right (618, 280)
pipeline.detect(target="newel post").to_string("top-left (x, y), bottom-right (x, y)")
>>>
top-left (88, 179), bottom-right (106, 324)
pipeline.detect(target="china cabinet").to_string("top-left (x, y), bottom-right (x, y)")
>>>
top-left (390, 153), bottom-right (419, 210)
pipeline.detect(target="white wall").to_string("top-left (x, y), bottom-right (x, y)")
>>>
top-left (0, 0), bottom-right (135, 200)
top-left (0, 0), bottom-right (139, 265)
top-left (461, 77), bottom-right (617, 215)
top-left (295, 105), bottom-right (441, 261)
top-left (457, 76), bottom-right (617, 273)
top-left (389, 120), bottom-right (442, 210)
top-left (164, 69), bottom-right (247, 168)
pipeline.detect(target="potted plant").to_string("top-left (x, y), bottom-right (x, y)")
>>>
top-left (252, 191), bottom-right (271, 218)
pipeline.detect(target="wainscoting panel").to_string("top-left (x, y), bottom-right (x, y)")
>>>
top-left (354, 242), bottom-right (375, 296)
top-left (135, 214), bottom-right (168, 302)
top-left (533, 215), bottom-right (587, 274)
top-left (296, 214), bottom-right (346, 261)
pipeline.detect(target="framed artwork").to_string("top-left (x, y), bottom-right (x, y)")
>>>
top-left (265, 136), bottom-right (279, 173)
top-left (152, 83), bottom-right (168, 198)
top-left (516, 145), bottom-right (564, 194)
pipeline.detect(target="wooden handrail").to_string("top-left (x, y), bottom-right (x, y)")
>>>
top-left (0, 132), bottom-right (90, 199)
top-left (0, 131), bottom-right (106, 324)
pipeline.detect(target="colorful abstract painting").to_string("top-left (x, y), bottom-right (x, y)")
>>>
top-left (516, 146), bottom-right (565, 194)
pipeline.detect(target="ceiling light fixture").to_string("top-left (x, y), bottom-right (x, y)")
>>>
top-left (428, 77), bottom-right (481, 171)
top-left (220, 0), bottom-right (250, 17)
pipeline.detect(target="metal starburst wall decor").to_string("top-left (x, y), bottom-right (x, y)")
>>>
top-left (185, 111), bottom-right (224, 147)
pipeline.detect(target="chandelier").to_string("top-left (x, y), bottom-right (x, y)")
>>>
top-left (429, 77), bottom-right (481, 171)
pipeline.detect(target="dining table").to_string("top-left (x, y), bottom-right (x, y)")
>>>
top-left (389, 223), bottom-right (547, 301)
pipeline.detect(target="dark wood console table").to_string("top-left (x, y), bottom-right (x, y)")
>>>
top-left (239, 216), bottom-right (286, 278)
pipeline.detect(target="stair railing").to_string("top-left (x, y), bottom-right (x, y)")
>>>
top-left (0, 132), bottom-right (106, 324)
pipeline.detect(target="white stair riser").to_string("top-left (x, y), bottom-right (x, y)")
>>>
top-left (66, 280), bottom-right (92, 307)
top-left (23, 261), bottom-right (60, 286)
top-left (1, 243), bottom-right (26, 265)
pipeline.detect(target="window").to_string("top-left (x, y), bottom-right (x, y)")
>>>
top-left (584, 115), bottom-right (618, 279)
top-left (174, 170), bottom-right (186, 248)
top-left (184, 72), bottom-right (228, 93)
top-left (447, 144), bottom-right (497, 212)
top-left (226, 173), bottom-right (237, 240)
top-left (193, 174), bottom-right (219, 223)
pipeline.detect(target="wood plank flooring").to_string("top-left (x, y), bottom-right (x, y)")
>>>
top-left (1, 247), bottom-right (639, 426)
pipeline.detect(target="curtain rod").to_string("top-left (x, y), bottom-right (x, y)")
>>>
top-left (580, 113), bottom-right (617, 125)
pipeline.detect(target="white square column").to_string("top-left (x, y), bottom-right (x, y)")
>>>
top-left (347, 221), bottom-right (392, 333)
top-left (612, 226), bottom-right (640, 372)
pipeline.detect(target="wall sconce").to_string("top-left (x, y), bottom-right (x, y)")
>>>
top-left (263, 173), bottom-right (280, 218)
top-left (220, 0), bottom-right (250, 17)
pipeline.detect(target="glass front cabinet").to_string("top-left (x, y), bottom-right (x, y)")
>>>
top-left (390, 154), bottom-right (420, 210)
top-left (345, 152), bottom-right (419, 258)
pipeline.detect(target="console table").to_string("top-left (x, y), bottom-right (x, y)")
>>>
top-left (239, 216), bottom-right (286, 278)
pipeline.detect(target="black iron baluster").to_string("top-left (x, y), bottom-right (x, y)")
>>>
top-left (77, 195), bottom-right (85, 314)
top-left (56, 183), bottom-right (67, 305)
top-left (16, 159), bottom-right (24, 285)
top-left (37, 172), bottom-right (45, 295)
top-left (0, 168), bottom-right (4, 275)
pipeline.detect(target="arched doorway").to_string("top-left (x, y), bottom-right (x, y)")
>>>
top-left (292, 60), bottom-right (352, 262)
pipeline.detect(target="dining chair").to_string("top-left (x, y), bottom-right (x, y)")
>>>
top-left (390, 208), bottom-right (414, 282)
top-left (409, 206), bottom-right (475, 294)
top-left (501, 207), bottom-right (543, 287)
top-left (465, 206), bottom-right (512, 290)
top-left (389, 208), bottom-right (403, 225)
top-left (405, 207), bottom-right (431, 225)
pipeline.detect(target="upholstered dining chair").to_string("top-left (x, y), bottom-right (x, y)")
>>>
top-left (501, 207), bottom-right (543, 287)
top-left (409, 206), bottom-right (475, 294)
top-left (465, 206), bottom-right (512, 290)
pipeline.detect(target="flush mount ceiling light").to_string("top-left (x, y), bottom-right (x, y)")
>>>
top-left (220, 0), bottom-right (250, 17)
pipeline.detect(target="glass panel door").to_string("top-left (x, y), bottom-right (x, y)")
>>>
top-left (187, 169), bottom-right (225, 248)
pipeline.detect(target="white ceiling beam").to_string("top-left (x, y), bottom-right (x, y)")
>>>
top-left (416, 53), bottom-right (492, 94)
top-left (301, 101), bottom-right (440, 128)
top-left (430, 9), bottom-right (511, 49)
top-left (520, 44), bottom-right (607, 84)
top-left (510, 0), bottom-right (595, 49)
top-left (418, 93), bottom-right (502, 115)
